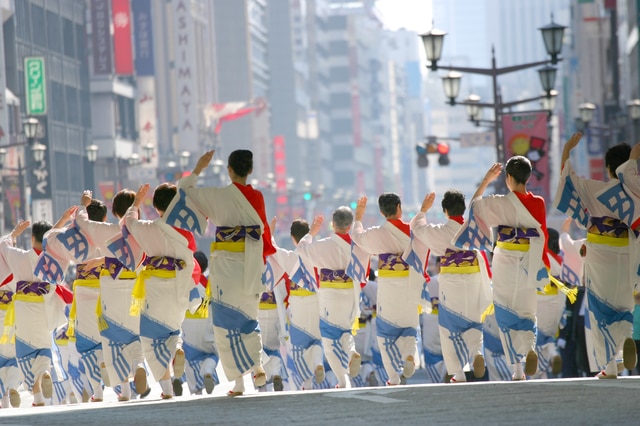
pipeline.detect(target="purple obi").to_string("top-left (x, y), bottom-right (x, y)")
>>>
top-left (378, 253), bottom-right (409, 272)
top-left (260, 291), bottom-right (276, 305)
top-left (215, 225), bottom-right (261, 242)
top-left (104, 257), bottom-right (128, 279)
top-left (143, 256), bottom-right (186, 271)
top-left (0, 291), bottom-right (13, 306)
top-left (318, 268), bottom-right (352, 283)
top-left (440, 248), bottom-right (479, 268)
top-left (76, 262), bottom-right (105, 280)
top-left (496, 225), bottom-right (539, 244)
top-left (588, 216), bottom-right (629, 238)
top-left (16, 280), bottom-right (52, 296)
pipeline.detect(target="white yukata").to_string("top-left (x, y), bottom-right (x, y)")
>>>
top-left (256, 256), bottom-right (289, 391)
top-left (533, 254), bottom-right (565, 379)
top-left (0, 288), bottom-right (21, 406)
top-left (271, 246), bottom-right (323, 389)
top-left (554, 161), bottom-right (636, 373)
top-left (482, 312), bottom-right (513, 381)
top-left (353, 277), bottom-right (385, 387)
top-left (297, 233), bottom-right (364, 388)
top-left (75, 208), bottom-right (146, 392)
top-left (411, 213), bottom-right (492, 380)
top-left (40, 221), bottom-right (108, 399)
top-left (178, 176), bottom-right (268, 384)
top-left (352, 220), bottom-right (420, 386)
top-left (453, 192), bottom-right (549, 375)
top-left (182, 279), bottom-right (219, 395)
top-left (124, 206), bottom-right (195, 383)
top-left (419, 274), bottom-right (447, 383)
top-left (0, 235), bottom-right (67, 394)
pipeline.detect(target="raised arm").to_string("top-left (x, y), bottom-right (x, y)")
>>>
top-left (472, 163), bottom-right (503, 200)
top-left (560, 132), bottom-right (582, 172)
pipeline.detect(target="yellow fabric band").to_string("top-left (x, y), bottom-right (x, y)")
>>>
top-left (259, 303), bottom-right (278, 310)
top-left (587, 232), bottom-right (629, 247)
top-left (377, 270), bottom-right (410, 278)
top-left (439, 265), bottom-right (481, 274)
top-left (15, 294), bottom-right (44, 303)
top-left (130, 268), bottom-right (177, 316)
top-left (496, 241), bottom-right (530, 251)
top-left (290, 288), bottom-right (315, 297)
top-left (319, 281), bottom-right (353, 289)
top-left (100, 269), bottom-right (137, 280)
top-left (211, 241), bottom-right (245, 253)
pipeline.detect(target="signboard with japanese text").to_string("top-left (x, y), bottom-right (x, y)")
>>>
top-left (24, 57), bottom-right (46, 115)
top-left (502, 111), bottom-right (551, 204)
top-left (29, 117), bottom-right (51, 200)
top-left (91, 0), bottom-right (113, 75)
top-left (132, 0), bottom-right (155, 76)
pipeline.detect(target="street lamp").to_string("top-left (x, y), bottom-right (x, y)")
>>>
top-left (442, 71), bottom-right (462, 106)
top-left (86, 144), bottom-right (99, 163)
top-left (179, 151), bottom-right (191, 171)
top-left (143, 143), bottom-right (154, 163)
top-left (628, 99), bottom-right (640, 143)
top-left (465, 94), bottom-right (481, 123)
top-left (579, 103), bottom-right (596, 126)
top-left (420, 16), bottom-right (565, 191)
top-left (129, 153), bottom-right (141, 166)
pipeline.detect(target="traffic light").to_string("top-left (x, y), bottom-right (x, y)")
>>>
top-left (416, 137), bottom-right (450, 167)
top-left (303, 192), bottom-right (312, 201)
top-left (349, 201), bottom-right (357, 209)
top-left (438, 142), bottom-right (450, 166)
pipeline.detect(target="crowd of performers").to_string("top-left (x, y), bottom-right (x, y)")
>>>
top-left (0, 132), bottom-right (639, 408)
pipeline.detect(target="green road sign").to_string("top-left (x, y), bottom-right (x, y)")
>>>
top-left (24, 57), bottom-right (47, 115)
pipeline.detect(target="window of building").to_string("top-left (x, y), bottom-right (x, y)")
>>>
top-left (63, 18), bottom-right (75, 58)
top-left (65, 85), bottom-right (79, 125)
top-left (31, 5), bottom-right (46, 47)
top-left (51, 82), bottom-right (66, 122)
top-left (47, 10), bottom-right (62, 53)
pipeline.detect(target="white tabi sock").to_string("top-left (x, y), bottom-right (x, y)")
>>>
top-left (232, 378), bottom-right (245, 393)
top-left (159, 379), bottom-right (173, 397)
top-left (513, 362), bottom-right (525, 378)
top-left (604, 359), bottom-right (618, 376)
top-left (120, 381), bottom-right (131, 399)
top-left (1, 394), bottom-right (9, 408)
top-left (93, 385), bottom-right (104, 400)
top-left (33, 392), bottom-right (44, 405)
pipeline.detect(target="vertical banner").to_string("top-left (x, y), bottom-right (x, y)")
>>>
top-left (112, 0), bottom-right (134, 75)
top-left (136, 77), bottom-right (157, 167)
top-left (0, 23), bottom-right (8, 144)
top-left (91, 0), bottom-right (113, 75)
top-left (173, 0), bottom-right (198, 152)
top-left (502, 111), bottom-right (550, 203)
top-left (273, 136), bottom-right (288, 222)
top-left (24, 57), bottom-right (47, 115)
top-left (30, 118), bottom-right (51, 200)
top-left (132, 0), bottom-right (155, 76)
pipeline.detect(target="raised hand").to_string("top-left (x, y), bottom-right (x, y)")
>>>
top-left (563, 132), bottom-right (582, 153)
top-left (355, 196), bottom-right (368, 221)
top-left (483, 163), bottom-right (503, 184)
top-left (80, 189), bottom-right (92, 207)
top-left (269, 216), bottom-right (277, 235)
top-left (194, 150), bottom-right (215, 176)
top-left (309, 215), bottom-right (324, 236)
top-left (10, 220), bottom-right (30, 239)
top-left (134, 183), bottom-right (151, 208)
top-left (420, 192), bottom-right (436, 213)
top-left (630, 142), bottom-right (640, 160)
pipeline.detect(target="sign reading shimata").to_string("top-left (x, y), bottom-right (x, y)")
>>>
top-left (24, 57), bottom-right (47, 115)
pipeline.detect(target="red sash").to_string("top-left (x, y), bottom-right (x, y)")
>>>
top-left (233, 182), bottom-right (277, 263)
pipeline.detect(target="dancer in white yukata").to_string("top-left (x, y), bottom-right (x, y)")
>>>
top-left (75, 190), bottom-right (148, 401)
top-left (297, 208), bottom-right (368, 388)
top-left (270, 219), bottom-right (325, 390)
top-left (533, 228), bottom-right (565, 379)
top-left (411, 191), bottom-right (492, 383)
top-left (0, 216), bottom-right (71, 406)
top-left (181, 251), bottom-right (219, 396)
top-left (0, 271), bottom-right (21, 408)
top-left (554, 133), bottom-right (637, 378)
top-left (178, 150), bottom-right (274, 396)
top-left (353, 269), bottom-right (384, 387)
top-left (125, 183), bottom-right (195, 399)
top-left (454, 157), bottom-right (551, 380)
top-left (40, 200), bottom-right (111, 402)
top-left (420, 260), bottom-right (447, 383)
top-left (352, 193), bottom-right (420, 386)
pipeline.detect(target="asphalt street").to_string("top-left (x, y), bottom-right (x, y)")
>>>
top-left (0, 372), bottom-right (638, 425)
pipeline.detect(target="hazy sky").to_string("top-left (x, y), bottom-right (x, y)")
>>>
top-left (375, 0), bottom-right (432, 33)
